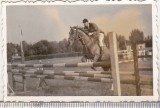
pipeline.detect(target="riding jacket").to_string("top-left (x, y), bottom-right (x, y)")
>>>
top-left (84, 23), bottom-right (104, 37)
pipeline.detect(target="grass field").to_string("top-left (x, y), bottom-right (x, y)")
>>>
top-left (8, 57), bottom-right (152, 96)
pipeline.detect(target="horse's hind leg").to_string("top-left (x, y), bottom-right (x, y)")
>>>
top-left (93, 54), bottom-right (100, 62)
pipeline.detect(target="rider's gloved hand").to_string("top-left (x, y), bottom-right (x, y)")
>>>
top-left (88, 33), bottom-right (93, 36)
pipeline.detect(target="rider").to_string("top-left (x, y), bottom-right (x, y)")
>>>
top-left (82, 18), bottom-right (105, 55)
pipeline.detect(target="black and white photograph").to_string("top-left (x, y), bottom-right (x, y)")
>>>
top-left (2, 1), bottom-right (158, 102)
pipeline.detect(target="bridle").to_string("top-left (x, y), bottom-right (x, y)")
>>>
top-left (69, 27), bottom-right (90, 58)
top-left (71, 27), bottom-right (85, 45)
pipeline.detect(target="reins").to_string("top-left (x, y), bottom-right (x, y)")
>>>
top-left (74, 27), bottom-right (91, 59)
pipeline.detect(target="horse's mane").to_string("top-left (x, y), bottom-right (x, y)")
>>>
top-left (78, 28), bottom-right (87, 33)
top-left (73, 26), bottom-right (97, 44)
top-left (72, 26), bottom-right (88, 36)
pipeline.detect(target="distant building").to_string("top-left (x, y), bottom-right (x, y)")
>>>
top-left (118, 38), bottom-right (152, 60)
top-left (136, 43), bottom-right (145, 49)
top-left (136, 42), bottom-right (146, 56)
top-left (136, 40), bottom-right (152, 57)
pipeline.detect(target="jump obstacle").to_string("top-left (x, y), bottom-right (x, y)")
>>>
top-left (7, 32), bottom-right (153, 96)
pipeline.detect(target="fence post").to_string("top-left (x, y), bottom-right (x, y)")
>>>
top-left (109, 32), bottom-right (121, 96)
top-left (133, 43), bottom-right (141, 96)
top-left (10, 65), bottom-right (15, 91)
top-left (22, 74), bottom-right (26, 92)
top-left (23, 77), bottom-right (27, 92)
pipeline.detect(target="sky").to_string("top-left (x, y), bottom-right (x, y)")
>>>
top-left (6, 4), bottom-right (152, 44)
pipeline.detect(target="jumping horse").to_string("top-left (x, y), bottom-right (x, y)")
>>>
top-left (68, 26), bottom-right (111, 71)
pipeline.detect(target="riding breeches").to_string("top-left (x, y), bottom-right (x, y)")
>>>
top-left (98, 33), bottom-right (104, 47)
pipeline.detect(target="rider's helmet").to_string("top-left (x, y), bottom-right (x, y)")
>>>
top-left (83, 18), bottom-right (88, 23)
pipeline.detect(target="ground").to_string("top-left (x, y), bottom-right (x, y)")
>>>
top-left (8, 57), bottom-right (152, 96)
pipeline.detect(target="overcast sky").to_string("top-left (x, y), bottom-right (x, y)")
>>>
top-left (7, 4), bottom-right (152, 44)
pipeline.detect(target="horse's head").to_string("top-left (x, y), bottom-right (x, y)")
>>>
top-left (68, 26), bottom-right (79, 47)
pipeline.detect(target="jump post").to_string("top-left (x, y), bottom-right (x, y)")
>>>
top-left (108, 32), bottom-right (121, 96)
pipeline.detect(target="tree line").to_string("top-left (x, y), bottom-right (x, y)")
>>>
top-left (7, 38), bottom-right (84, 59)
top-left (7, 29), bottom-right (152, 60)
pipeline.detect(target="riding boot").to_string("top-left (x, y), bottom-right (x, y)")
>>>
top-left (100, 46), bottom-right (104, 56)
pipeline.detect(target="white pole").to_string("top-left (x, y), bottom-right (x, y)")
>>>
top-left (109, 32), bottom-right (121, 96)
top-left (19, 25), bottom-right (25, 63)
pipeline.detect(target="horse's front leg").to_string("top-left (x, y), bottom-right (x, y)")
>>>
top-left (93, 53), bottom-right (100, 62)
top-left (90, 53), bottom-right (100, 71)
top-left (81, 55), bottom-right (87, 62)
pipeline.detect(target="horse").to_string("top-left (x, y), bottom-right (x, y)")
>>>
top-left (68, 26), bottom-right (111, 71)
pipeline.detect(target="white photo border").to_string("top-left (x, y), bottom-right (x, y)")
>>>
top-left (0, 0), bottom-right (159, 102)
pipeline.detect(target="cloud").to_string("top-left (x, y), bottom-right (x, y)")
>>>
top-left (91, 8), bottom-right (147, 39)
top-left (7, 5), bottom-right (151, 44)
top-left (44, 7), bottom-right (69, 40)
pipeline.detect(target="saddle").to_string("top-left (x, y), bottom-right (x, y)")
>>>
top-left (85, 33), bottom-right (105, 58)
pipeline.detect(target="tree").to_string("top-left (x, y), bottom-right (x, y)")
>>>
top-left (32, 40), bottom-right (48, 55)
top-left (21, 41), bottom-right (32, 57)
top-left (104, 34), bottom-right (109, 48)
top-left (145, 35), bottom-right (152, 47)
top-left (32, 40), bottom-right (59, 55)
top-left (129, 29), bottom-right (144, 44)
top-left (49, 41), bottom-right (59, 53)
top-left (59, 39), bottom-right (68, 53)
top-left (117, 35), bottom-right (126, 50)
top-left (105, 33), bottom-right (126, 50)
top-left (7, 43), bottom-right (16, 60)
top-left (16, 44), bottom-right (21, 56)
